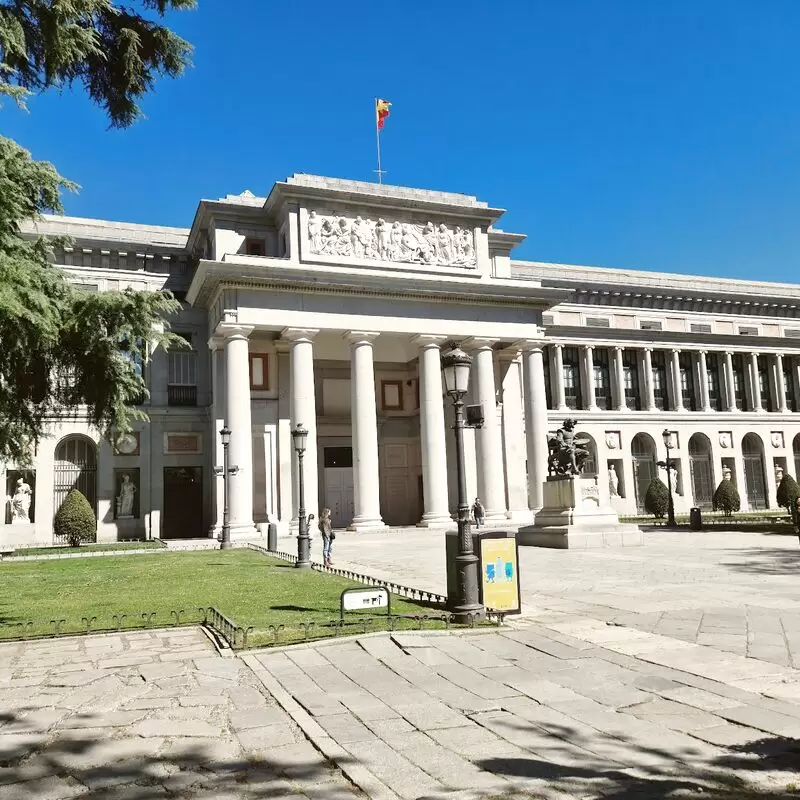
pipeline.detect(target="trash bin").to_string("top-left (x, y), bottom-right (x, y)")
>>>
top-left (267, 522), bottom-right (278, 551)
top-left (689, 507), bottom-right (702, 531)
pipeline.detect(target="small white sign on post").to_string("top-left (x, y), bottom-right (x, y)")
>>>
top-left (340, 587), bottom-right (390, 619)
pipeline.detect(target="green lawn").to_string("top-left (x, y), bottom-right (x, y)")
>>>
top-left (0, 549), bottom-right (451, 647)
top-left (13, 541), bottom-right (165, 556)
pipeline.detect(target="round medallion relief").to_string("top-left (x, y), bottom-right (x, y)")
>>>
top-left (116, 433), bottom-right (138, 455)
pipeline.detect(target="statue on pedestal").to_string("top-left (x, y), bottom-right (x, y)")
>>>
top-left (547, 418), bottom-right (590, 477)
top-left (608, 464), bottom-right (620, 497)
top-left (116, 473), bottom-right (136, 519)
top-left (10, 477), bottom-right (32, 523)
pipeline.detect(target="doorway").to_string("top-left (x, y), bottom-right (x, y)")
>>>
top-left (162, 467), bottom-right (203, 538)
top-left (742, 434), bottom-right (767, 510)
top-left (323, 447), bottom-right (353, 528)
top-left (631, 433), bottom-right (657, 513)
top-left (688, 433), bottom-right (714, 509)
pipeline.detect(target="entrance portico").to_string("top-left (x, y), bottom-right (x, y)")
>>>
top-left (186, 175), bottom-right (568, 539)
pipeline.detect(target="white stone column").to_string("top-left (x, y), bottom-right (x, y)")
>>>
top-left (776, 354), bottom-right (789, 413)
top-left (582, 345), bottom-right (598, 411)
top-left (518, 340), bottom-right (549, 512)
top-left (222, 325), bottom-right (257, 538)
top-left (467, 338), bottom-right (507, 520)
top-left (612, 346), bottom-right (626, 411)
top-left (275, 340), bottom-right (294, 532)
top-left (724, 351), bottom-right (738, 411)
top-left (698, 350), bottom-right (712, 412)
top-left (284, 328), bottom-right (319, 529)
top-left (750, 352), bottom-right (764, 412)
top-left (346, 331), bottom-right (385, 530)
top-left (208, 336), bottom-right (225, 537)
top-left (643, 348), bottom-right (657, 411)
top-left (552, 344), bottom-right (568, 411)
top-left (793, 356), bottom-right (800, 412)
top-left (670, 349), bottom-right (684, 412)
top-left (414, 335), bottom-right (451, 527)
top-left (500, 351), bottom-right (530, 521)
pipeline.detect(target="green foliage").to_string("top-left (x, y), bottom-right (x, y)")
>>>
top-left (644, 476), bottom-right (669, 519)
top-left (0, 1), bottom-right (196, 127)
top-left (0, 1), bottom-right (193, 463)
top-left (53, 488), bottom-right (96, 547)
top-left (776, 473), bottom-right (799, 513)
top-left (713, 478), bottom-right (741, 517)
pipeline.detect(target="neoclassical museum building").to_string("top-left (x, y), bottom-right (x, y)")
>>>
top-left (5, 174), bottom-right (800, 545)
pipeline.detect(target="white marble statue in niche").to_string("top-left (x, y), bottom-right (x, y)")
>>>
top-left (307, 211), bottom-right (477, 267)
top-left (608, 464), bottom-right (619, 497)
top-left (116, 473), bottom-right (136, 519)
top-left (9, 477), bottom-right (32, 524)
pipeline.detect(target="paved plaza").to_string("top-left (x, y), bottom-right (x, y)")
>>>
top-left (1, 530), bottom-right (800, 799)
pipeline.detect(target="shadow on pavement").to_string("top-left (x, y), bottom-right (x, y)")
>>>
top-left (722, 547), bottom-right (800, 576)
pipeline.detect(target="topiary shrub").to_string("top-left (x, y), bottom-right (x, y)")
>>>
top-left (776, 473), bottom-right (799, 514)
top-left (713, 478), bottom-right (741, 517)
top-left (54, 489), bottom-right (96, 547)
top-left (644, 477), bottom-right (669, 519)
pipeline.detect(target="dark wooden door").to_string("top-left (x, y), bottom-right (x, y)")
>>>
top-left (162, 467), bottom-right (202, 539)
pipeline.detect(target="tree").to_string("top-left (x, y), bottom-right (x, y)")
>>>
top-left (643, 476), bottom-right (669, 519)
top-left (0, 1), bottom-right (195, 464)
top-left (776, 473), bottom-right (799, 515)
top-left (53, 488), bottom-right (96, 546)
top-left (713, 477), bottom-right (740, 517)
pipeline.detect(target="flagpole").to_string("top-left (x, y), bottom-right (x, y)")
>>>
top-left (374, 97), bottom-right (383, 184)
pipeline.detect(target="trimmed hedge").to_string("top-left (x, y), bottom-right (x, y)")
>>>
top-left (53, 489), bottom-right (96, 547)
top-left (713, 478), bottom-right (741, 517)
top-left (644, 477), bottom-right (669, 519)
top-left (776, 473), bottom-right (799, 514)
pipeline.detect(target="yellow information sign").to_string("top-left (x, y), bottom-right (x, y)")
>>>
top-left (480, 537), bottom-right (520, 613)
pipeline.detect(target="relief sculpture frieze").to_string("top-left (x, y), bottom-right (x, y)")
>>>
top-left (306, 210), bottom-right (477, 267)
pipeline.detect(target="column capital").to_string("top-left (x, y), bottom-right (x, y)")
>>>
top-left (217, 324), bottom-right (254, 342)
top-left (207, 335), bottom-right (225, 352)
top-left (512, 339), bottom-right (545, 354)
top-left (671, 347), bottom-right (681, 355)
top-left (273, 339), bottom-right (291, 354)
top-left (411, 334), bottom-right (448, 348)
top-left (282, 327), bottom-right (319, 343)
top-left (643, 346), bottom-right (653, 354)
top-left (344, 330), bottom-right (380, 345)
top-left (582, 344), bottom-right (595, 352)
top-left (465, 337), bottom-right (499, 351)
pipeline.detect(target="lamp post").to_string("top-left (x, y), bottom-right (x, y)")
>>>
top-left (215, 426), bottom-right (239, 550)
top-left (291, 423), bottom-right (313, 569)
top-left (660, 428), bottom-right (677, 528)
top-left (441, 343), bottom-right (485, 624)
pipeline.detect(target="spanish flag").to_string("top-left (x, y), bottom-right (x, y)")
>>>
top-left (376, 98), bottom-right (391, 130)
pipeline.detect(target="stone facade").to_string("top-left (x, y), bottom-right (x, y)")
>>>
top-left (4, 173), bottom-right (800, 545)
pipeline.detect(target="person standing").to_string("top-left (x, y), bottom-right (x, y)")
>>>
top-left (318, 508), bottom-right (334, 566)
top-left (472, 497), bottom-right (485, 529)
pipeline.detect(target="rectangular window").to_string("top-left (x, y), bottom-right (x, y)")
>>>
top-left (622, 350), bottom-right (640, 410)
top-left (785, 358), bottom-right (797, 411)
top-left (706, 353), bottom-right (722, 411)
top-left (168, 334), bottom-right (197, 406)
top-left (639, 320), bottom-right (663, 331)
top-left (562, 347), bottom-right (581, 410)
top-left (732, 353), bottom-right (747, 410)
top-left (679, 352), bottom-right (696, 411)
top-left (245, 238), bottom-right (266, 256)
top-left (651, 351), bottom-right (668, 411)
top-left (249, 354), bottom-right (269, 390)
top-left (757, 355), bottom-right (771, 411)
top-left (586, 317), bottom-right (611, 328)
top-left (690, 323), bottom-right (713, 334)
top-left (381, 380), bottom-right (404, 411)
top-left (592, 348), bottom-right (612, 410)
top-left (739, 326), bottom-right (758, 336)
top-left (120, 336), bottom-right (146, 405)
top-left (542, 348), bottom-right (553, 409)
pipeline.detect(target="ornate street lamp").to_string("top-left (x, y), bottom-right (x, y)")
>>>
top-left (215, 425), bottom-right (239, 550)
top-left (659, 428), bottom-right (677, 528)
top-left (441, 343), bottom-right (484, 624)
top-left (291, 423), bottom-right (313, 569)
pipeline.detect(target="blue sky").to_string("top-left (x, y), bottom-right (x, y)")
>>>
top-left (5, 0), bottom-right (800, 280)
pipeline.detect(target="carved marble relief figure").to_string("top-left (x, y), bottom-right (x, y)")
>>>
top-left (306, 211), bottom-right (477, 267)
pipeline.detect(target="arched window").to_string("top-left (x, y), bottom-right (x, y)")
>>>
top-left (688, 433), bottom-right (714, 509)
top-left (631, 433), bottom-right (657, 513)
top-left (742, 433), bottom-right (767, 510)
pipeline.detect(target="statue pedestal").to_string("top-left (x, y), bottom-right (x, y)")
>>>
top-left (518, 476), bottom-right (643, 549)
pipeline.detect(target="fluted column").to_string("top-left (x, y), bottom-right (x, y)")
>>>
top-left (643, 348), bottom-right (657, 411)
top-left (414, 335), bottom-right (451, 527)
top-left (698, 350), bottom-right (712, 412)
top-left (500, 351), bottom-right (530, 520)
top-left (750, 352), bottom-right (763, 412)
top-left (612, 346), bottom-right (626, 410)
top-left (284, 328), bottom-right (319, 529)
top-left (670, 349), bottom-right (684, 412)
top-left (222, 325), bottom-right (257, 537)
top-left (467, 338), bottom-right (507, 520)
top-left (776, 354), bottom-right (789, 413)
top-left (793, 357), bottom-right (800, 413)
top-left (552, 344), bottom-right (567, 411)
top-left (724, 351), bottom-right (737, 411)
top-left (582, 345), bottom-right (598, 411)
top-left (208, 336), bottom-right (225, 537)
top-left (518, 340), bottom-right (549, 512)
top-left (346, 331), bottom-right (385, 530)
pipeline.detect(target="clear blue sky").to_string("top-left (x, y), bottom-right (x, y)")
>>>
top-left (4, 0), bottom-right (800, 280)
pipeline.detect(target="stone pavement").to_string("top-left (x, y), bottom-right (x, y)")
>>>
top-left (0, 628), bottom-right (361, 799)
